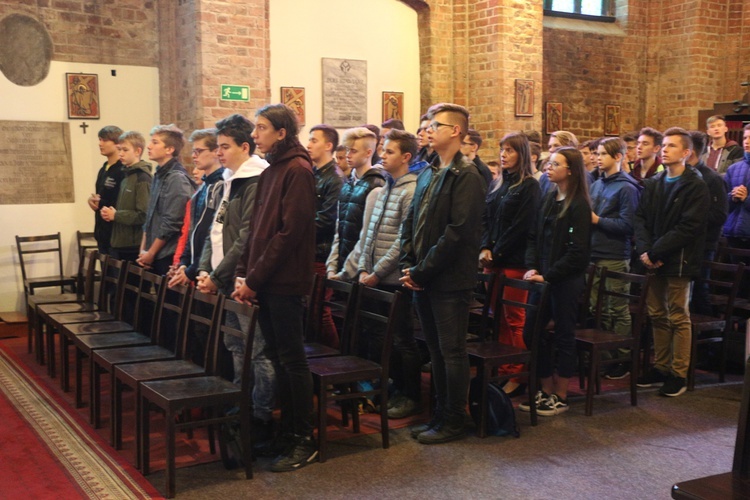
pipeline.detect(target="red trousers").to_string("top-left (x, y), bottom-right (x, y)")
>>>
top-left (485, 267), bottom-right (528, 379)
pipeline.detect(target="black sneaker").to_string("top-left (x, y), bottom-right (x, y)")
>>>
top-left (518, 390), bottom-right (549, 412)
top-left (254, 434), bottom-right (295, 458)
top-left (537, 394), bottom-right (569, 416)
top-left (604, 363), bottom-right (630, 380)
top-left (410, 412), bottom-right (442, 439)
top-left (659, 375), bottom-right (687, 397)
top-left (269, 435), bottom-right (318, 473)
top-left (636, 367), bottom-right (668, 387)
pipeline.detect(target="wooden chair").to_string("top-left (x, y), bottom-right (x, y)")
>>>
top-left (671, 356), bottom-right (750, 499)
top-left (140, 296), bottom-right (259, 498)
top-left (113, 289), bottom-right (222, 467)
top-left (575, 269), bottom-right (650, 416)
top-left (81, 276), bottom-right (191, 427)
top-left (27, 249), bottom-right (98, 361)
top-left (304, 278), bottom-right (360, 359)
top-left (466, 277), bottom-right (549, 435)
top-left (16, 233), bottom-right (77, 352)
top-left (308, 287), bottom-right (407, 462)
top-left (37, 255), bottom-right (126, 378)
top-left (688, 261), bottom-right (745, 391)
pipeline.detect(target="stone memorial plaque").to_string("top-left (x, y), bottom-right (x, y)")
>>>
top-left (322, 58), bottom-right (367, 128)
top-left (0, 121), bottom-right (74, 204)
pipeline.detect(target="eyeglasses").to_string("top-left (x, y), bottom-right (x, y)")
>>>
top-left (428, 121), bottom-right (457, 132)
top-left (192, 148), bottom-right (210, 156)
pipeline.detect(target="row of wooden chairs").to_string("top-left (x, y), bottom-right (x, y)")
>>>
top-left (25, 250), bottom-right (259, 498)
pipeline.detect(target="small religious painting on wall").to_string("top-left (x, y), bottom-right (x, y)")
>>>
top-left (66, 73), bottom-right (99, 119)
top-left (281, 86), bottom-right (306, 126)
top-left (545, 102), bottom-right (563, 134)
top-left (604, 104), bottom-right (622, 136)
top-left (515, 79), bottom-right (534, 117)
top-left (382, 92), bottom-right (403, 122)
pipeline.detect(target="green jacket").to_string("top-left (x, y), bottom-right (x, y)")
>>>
top-left (111, 160), bottom-right (152, 249)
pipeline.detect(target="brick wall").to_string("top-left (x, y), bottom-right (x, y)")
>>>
top-left (543, 0), bottom-right (749, 142)
top-left (0, 0), bottom-right (158, 66)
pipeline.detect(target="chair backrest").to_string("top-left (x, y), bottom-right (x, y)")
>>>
top-left (703, 260), bottom-right (745, 326)
top-left (15, 232), bottom-right (66, 288)
top-left (319, 278), bottom-right (361, 354)
top-left (591, 268), bottom-right (651, 338)
top-left (78, 249), bottom-right (99, 303)
top-left (75, 231), bottom-right (97, 286)
top-left (303, 273), bottom-right (323, 342)
top-left (354, 287), bottom-right (407, 382)
top-left (151, 280), bottom-right (192, 350)
top-left (116, 263), bottom-right (146, 327)
top-left (97, 256), bottom-right (127, 315)
top-left (717, 245), bottom-right (750, 265)
top-left (218, 298), bottom-right (259, 394)
top-left (578, 264), bottom-right (598, 327)
top-left (177, 289), bottom-right (222, 363)
top-left (492, 277), bottom-right (550, 371)
top-left (474, 272), bottom-right (496, 342)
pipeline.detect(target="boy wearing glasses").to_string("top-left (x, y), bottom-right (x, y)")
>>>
top-left (168, 129), bottom-right (225, 287)
top-left (401, 103), bottom-right (486, 444)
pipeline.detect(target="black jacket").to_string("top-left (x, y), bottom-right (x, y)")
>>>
top-left (526, 192), bottom-right (592, 284)
top-left (691, 161), bottom-right (728, 247)
top-left (481, 171), bottom-right (541, 269)
top-left (400, 152), bottom-right (486, 291)
top-left (314, 160), bottom-right (344, 262)
top-left (634, 166), bottom-right (710, 278)
top-left (94, 160), bottom-right (125, 248)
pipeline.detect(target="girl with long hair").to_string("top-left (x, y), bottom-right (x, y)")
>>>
top-left (522, 146), bottom-right (591, 416)
top-left (479, 132), bottom-right (541, 397)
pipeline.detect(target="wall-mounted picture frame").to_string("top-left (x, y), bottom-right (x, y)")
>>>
top-left (515, 79), bottom-right (534, 117)
top-left (545, 102), bottom-right (563, 134)
top-left (281, 86), bottom-right (306, 126)
top-left (604, 104), bottom-right (621, 136)
top-left (66, 73), bottom-right (99, 119)
top-left (382, 91), bottom-right (404, 122)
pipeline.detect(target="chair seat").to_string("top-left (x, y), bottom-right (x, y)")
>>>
top-left (690, 313), bottom-right (725, 332)
top-left (26, 275), bottom-right (76, 289)
top-left (304, 342), bottom-right (340, 358)
top-left (308, 355), bottom-right (382, 380)
top-left (575, 328), bottom-right (634, 349)
top-left (29, 293), bottom-right (83, 307)
top-left (93, 344), bottom-right (173, 368)
top-left (672, 471), bottom-right (750, 499)
top-left (141, 376), bottom-right (240, 407)
top-left (466, 341), bottom-right (528, 360)
top-left (75, 331), bottom-right (150, 351)
top-left (39, 302), bottom-right (98, 316)
top-left (63, 321), bottom-right (133, 336)
top-left (51, 311), bottom-right (115, 327)
top-left (116, 359), bottom-right (205, 384)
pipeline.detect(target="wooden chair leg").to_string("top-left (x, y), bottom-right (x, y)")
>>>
top-left (630, 343), bottom-right (638, 407)
top-left (380, 384), bottom-right (389, 449)
top-left (478, 362), bottom-right (489, 438)
top-left (75, 348), bottom-right (85, 408)
top-left (585, 347), bottom-right (597, 416)
top-left (135, 387), bottom-right (143, 470)
top-left (27, 301), bottom-right (34, 354)
top-left (240, 402), bottom-right (253, 479)
top-left (112, 377), bottom-right (121, 448)
top-left (318, 385), bottom-right (328, 463)
top-left (166, 412), bottom-right (176, 499)
top-left (141, 397), bottom-right (150, 475)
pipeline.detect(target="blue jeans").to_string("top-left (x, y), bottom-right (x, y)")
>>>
top-left (413, 289), bottom-right (471, 424)
top-left (224, 311), bottom-right (276, 422)
top-left (257, 293), bottom-right (313, 437)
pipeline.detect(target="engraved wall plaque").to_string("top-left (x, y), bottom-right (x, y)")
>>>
top-left (0, 121), bottom-right (74, 204)
top-left (322, 58), bottom-right (367, 128)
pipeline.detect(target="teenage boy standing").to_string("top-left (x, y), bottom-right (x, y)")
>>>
top-left (89, 125), bottom-right (124, 254)
top-left (401, 103), bottom-right (486, 444)
top-left (635, 127), bottom-right (709, 397)
top-left (137, 124), bottom-right (194, 276)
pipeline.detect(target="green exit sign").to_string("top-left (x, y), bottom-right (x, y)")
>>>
top-left (220, 85), bottom-right (249, 101)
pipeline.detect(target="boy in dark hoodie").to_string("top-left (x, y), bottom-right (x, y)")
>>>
top-left (701, 115), bottom-right (743, 175)
top-left (100, 131), bottom-right (152, 263)
top-left (589, 137), bottom-right (641, 380)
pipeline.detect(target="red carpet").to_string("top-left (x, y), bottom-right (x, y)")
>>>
top-left (0, 337), bottom-right (162, 499)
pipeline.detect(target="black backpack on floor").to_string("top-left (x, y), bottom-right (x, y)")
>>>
top-left (469, 377), bottom-right (520, 437)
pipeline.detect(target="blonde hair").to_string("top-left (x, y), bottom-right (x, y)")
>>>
top-left (342, 127), bottom-right (377, 150)
top-left (550, 130), bottom-right (579, 148)
top-left (118, 130), bottom-right (145, 154)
